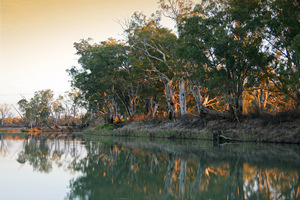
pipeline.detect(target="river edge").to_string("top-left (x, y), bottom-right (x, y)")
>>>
top-left (1, 117), bottom-right (299, 144)
top-left (84, 117), bottom-right (300, 144)
top-left (1, 131), bottom-right (299, 167)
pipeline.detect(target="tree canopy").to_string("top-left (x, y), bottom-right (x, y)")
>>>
top-left (68, 0), bottom-right (300, 122)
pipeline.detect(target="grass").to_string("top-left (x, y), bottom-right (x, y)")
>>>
top-left (235, 132), bottom-right (253, 142)
top-left (0, 129), bottom-right (23, 134)
top-left (94, 123), bottom-right (115, 131)
top-left (82, 111), bottom-right (300, 143)
top-left (84, 125), bottom-right (214, 141)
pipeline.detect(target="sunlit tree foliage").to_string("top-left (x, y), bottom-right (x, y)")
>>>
top-left (67, 0), bottom-right (299, 121)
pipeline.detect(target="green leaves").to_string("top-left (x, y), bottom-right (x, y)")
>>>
top-left (67, 0), bottom-right (299, 120)
top-left (18, 89), bottom-right (54, 125)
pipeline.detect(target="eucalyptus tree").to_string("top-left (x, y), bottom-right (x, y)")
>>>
top-left (18, 99), bottom-right (34, 127)
top-left (180, 0), bottom-right (271, 120)
top-left (176, 41), bottom-right (214, 118)
top-left (18, 89), bottom-right (54, 127)
top-left (126, 13), bottom-right (181, 119)
top-left (0, 103), bottom-right (12, 126)
top-left (69, 39), bottom-right (121, 122)
top-left (177, 2), bottom-right (215, 118)
top-left (113, 49), bottom-right (144, 119)
top-left (159, 0), bottom-right (194, 26)
top-left (68, 38), bottom-right (142, 122)
top-left (159, 0), bottom-right (195, 117)
top-left (262, 0), bottom-right (300, 107)
top-left (51, 95), bottom-right (64, 126)
top-left (35, 89), bottom-right (54, 124)
top-left (64, 89), bottom-right (81, 125)
top-left (139, 80), bottom-right (165, 118)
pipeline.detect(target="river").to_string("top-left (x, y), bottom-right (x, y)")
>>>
top-left (0, 133), bottom-right (299, 199)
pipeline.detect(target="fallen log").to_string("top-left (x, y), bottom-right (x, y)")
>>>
top-left (212, 130), bottom-right (242, 142)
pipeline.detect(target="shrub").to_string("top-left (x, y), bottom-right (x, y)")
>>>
top-left (94, 123), bottom-right (115, 131)
top-left (261, 110), bottom-right (300, 126)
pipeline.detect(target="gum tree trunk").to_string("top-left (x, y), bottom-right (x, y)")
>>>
top-left (190, 85), bottom-right (208, 118)
top-left (165, 81), bottom-right (176, 119)
top-left (179, 79), bottom-right (187, 117)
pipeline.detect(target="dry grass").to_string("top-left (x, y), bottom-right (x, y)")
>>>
top-left (109, 114), bottom-right (300, 143)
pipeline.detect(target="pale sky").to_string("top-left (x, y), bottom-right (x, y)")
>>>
top-left (1, 0), bottom-right (193, 115)
top-left (0, 0), bottom-right (177, 109)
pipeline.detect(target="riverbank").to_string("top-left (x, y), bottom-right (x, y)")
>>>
top-left (0, 127), bottom-right (23, 133)
top-left (0, 125), bottom-right (81, 134)
top-left (85, 116), bottom-right (300, 144)
top-left (1, 114), bottom-right (299, 144)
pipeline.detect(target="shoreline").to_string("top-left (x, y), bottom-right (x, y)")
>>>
top-left (1, 117), bottom-right (299, 144)
top-left (84, 117), bottom-right (300, 144)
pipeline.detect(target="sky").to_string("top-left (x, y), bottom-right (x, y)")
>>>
top-left (0, 0), bottom-right (177, 114)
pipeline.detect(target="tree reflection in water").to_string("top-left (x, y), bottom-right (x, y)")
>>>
top-left (0, 134), bottom-right (7, 157)
top-left (9, 134), bottom-right (300, 199)
top-left (65, 139), bottom-right (300, 200)
top-left (16, 133), bottom-right (84, 173)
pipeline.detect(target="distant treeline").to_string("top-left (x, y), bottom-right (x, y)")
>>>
top-left (6, 89), bottom-right (86, 128)
top-left (67, 0), bottom-right (299, 123)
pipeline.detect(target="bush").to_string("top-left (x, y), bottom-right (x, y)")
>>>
top-left (261, 110), bottom-right (300, 126)
top-left (94, 123), bottom-right (115, 131)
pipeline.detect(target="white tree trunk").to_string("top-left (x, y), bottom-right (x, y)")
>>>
top-left (190, 84), bottom-right (209, 118)
top-left (127, 83), bottom-right (138, 118)
top-left (152, 103), bottom-right (159, 118)
top-left (179, 158), bottom-right (187, 198)
top-left (296, 89), bottom-right (300, 108)
top-left (165, 81), bottom-right (176, 119)
top-left (179, 79), bottom-right (187, 117)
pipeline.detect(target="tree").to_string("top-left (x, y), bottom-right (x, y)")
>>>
top-left (180, 0), bottom-right (271, 120)
top-left (126, 13), bottom-right (180, 119)
top-left (262, 0), bottom-right (300, 107)
top-left (51, 95), bottom-right (64, 126)
top-left (68, 38), bottom-right (142, 122)
top-left (0, 103), bottom-right (12, 126)
top-left (159, 0), bottom-right (194, 29)
top-left (159, 0), bottom-right (195, 117)
top-left (18, 98), bottom-right (34, 128)
top-left (18, 89), bottom-right (54, 127)
top-left (66, 0), bottom-right (298, 120)
top-left (64, 89), bottom-right (81, 125)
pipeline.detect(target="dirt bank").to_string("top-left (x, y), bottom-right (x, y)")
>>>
top-left (0, 125), bottom-right (81, 133)
top-left (87, 117), bottom-right (300, 144)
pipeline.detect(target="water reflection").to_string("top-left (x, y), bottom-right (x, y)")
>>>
top-left (0, 134), bottom-right (299, 199)
top-left (66, 138), bottom-right (300, 200)
top-left (0, 133), bottom-right (84, 173)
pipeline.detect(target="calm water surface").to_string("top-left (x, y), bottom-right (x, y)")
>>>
top-left (0, 133), bottom-right (299, 200)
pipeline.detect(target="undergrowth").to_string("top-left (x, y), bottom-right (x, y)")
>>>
top-left (94, 123), bottom-right (115, 131)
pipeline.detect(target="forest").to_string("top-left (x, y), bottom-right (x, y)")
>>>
top-left (67, 0), bottom-right (299, 123)
top-left (0, 89), bottom-right (84, 128)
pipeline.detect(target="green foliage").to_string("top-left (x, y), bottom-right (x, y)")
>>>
top-left (262, 0), bottom-right (300, 102)
top-left (179, 0), bottom-right (299, 118)
top-left (18, 89), bottom-right (54, 126)
top-left (67, 0), bottom-right (299, 122)
top-left (94, 123), bottom-right (115, 131)
top-left (67, 38), bottom-right (145, 121)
